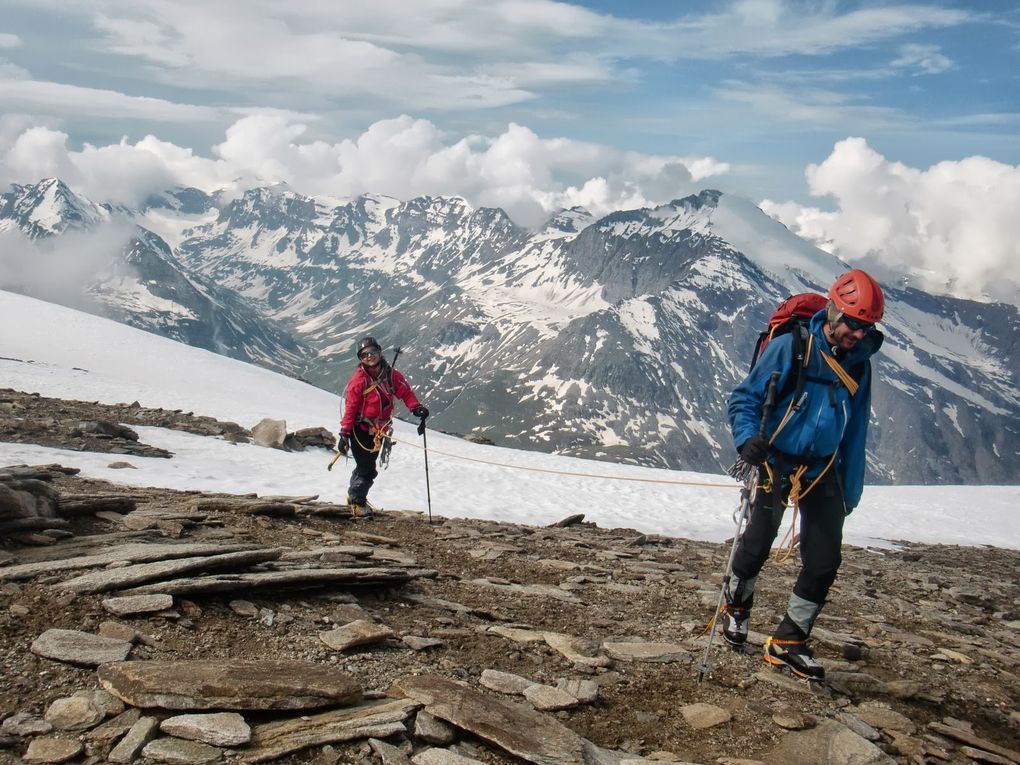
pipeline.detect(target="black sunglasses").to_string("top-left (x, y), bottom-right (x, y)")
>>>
top-left (358, 348), bottom-right (381, 359)
top-left (842, 315), bottom-right (875, 332)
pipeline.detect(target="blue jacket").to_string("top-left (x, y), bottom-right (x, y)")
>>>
top-left (728, 311), bottom-right (882, 509)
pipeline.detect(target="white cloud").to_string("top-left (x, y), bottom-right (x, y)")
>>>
top-left (891, 43), bottom-right (954, 75)
top-left (761, 137), bottom-right (1020, 304)
top-left (0, 33), bottom-right (21, 48)
top-left (0, 114), bottom-right (728, 226)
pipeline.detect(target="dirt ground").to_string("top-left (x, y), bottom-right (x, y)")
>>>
top-left (1, 389), bottom-right (1019, 764)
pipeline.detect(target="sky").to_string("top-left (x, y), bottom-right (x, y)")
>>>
top-left (2, 288), bottom-right (1017, 551)
top-left (0, 1), bottom-right (1018, 302)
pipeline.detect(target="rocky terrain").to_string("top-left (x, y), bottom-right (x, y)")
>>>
top-left (1, 389), bottom-right (1019, 765)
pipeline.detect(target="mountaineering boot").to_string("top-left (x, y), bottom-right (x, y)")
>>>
top-left (347, 495), bottom-right (374, 520)
top-left (764, 637), bottom-right (825, 680)
top-left (720, 604), bottom-right (749, 646)
top-left (764, 614), bottom-right (824, 680)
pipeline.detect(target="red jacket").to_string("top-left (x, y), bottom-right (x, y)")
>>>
top-left (340, 364), bottom-right (420, 435)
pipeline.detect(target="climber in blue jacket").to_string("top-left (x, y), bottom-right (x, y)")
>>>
top-left (723, 269), bottom-right (885, 680)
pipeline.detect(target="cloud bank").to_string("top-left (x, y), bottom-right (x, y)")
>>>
top-left (761, 138), bottom-right (1020, 304)
top-left (0, 114), bottom-right (728, 227)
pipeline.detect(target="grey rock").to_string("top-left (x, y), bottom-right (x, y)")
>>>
top-left (680, 702), bottom-right (731, 729)
top-left (393, 674), bottom-right (585, 765)
top-left (523, 684), bottom-right (579, 711)
top-left (602, 641), bottom-right (691, 663)
top-left (1, 711), bottom-right (53, 736)
top-left (30, 628), bottom-right (133, 666)
top-left (108, 715), bottom-right (160, 763)
top-left (319, 619), bottom-right (394, 651)
top-left (160, 712), bottom-right (252, 746)
top-left (767, 719), bottom-right (896, 765)
top-left (412, 748), bottom-right (485, 764)
top-left (142, 736), bottom-right (223, 763)
top-left (251, 418), bottom-right (287, 449)
top-left (480, 668), bottom-right (534, 695)
top-left (102, 593), bottom-right (174, 615)
top-left (414, 710), bottom-right (455, 745)
top-left (22, 735), bottom-right (83, 763)
top-left (98, 659), bottom-right (362, 710)
top-left (369, 737), bottom-right (413, 764)
top-left (44, 695), bottom-right (105, 730)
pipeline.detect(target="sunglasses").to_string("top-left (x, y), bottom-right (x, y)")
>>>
top-left (841, 315), bottom-right (875, 333)
top-left (358, 348), bottom-right (381, 359)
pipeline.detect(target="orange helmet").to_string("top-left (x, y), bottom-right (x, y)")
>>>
top-left (828, 269), bottom-right (884, 323)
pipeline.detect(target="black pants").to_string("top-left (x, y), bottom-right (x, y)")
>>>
top-left (731, 468), bottom-right (846, 625)
top-left (347, 425), bottom-right (379, 504)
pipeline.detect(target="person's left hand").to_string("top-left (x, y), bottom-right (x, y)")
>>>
top-left (412, 405), bottom-right (429, 419)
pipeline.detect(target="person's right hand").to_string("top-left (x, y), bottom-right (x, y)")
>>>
top-left (337, 433), bottom-right (350, 456)
top-left (738, 434), bottom-right (769, 466)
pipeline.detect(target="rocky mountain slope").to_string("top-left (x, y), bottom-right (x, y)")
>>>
top-left (2, 179), bottom-right (1018, 486)
top-left (1, 390), bottom-right (1019, 765)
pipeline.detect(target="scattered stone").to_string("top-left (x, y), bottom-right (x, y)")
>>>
top-left (369, 737), bottom-right (413, 765)
top-left (241, 698), bottom-right (419, 763)
top-left (86, 707), bottom-right (142, 742)
top-left (772, 710), bottom-right (816, 730)
top-left (403, 635), bottom-right (444, 651)
top-left (30, 628), bottom-right (133, 666)
top-left (412, 748), bottom-right (486, 764)
top-left (22, 735), bottom-right (83, 763)
top-left (850, 702), bottom-right (915, 734)
top-left (1, 711), bottom-right (52, 736)
top-left (229, 599), bottom-right (259, 617)
top-left (556, 678), bottom-right (598, 704)
top-left (102, 593), bottom-right (174, 616)
top-left (681, 703), bottom-right (732, 730)
top-left (393, 674), bottom-right (586, 764)
top-left (603, 641), bottom-right (691, 663)
top-left (480, 669), bottom-right (534, 695)
top-left (523, 683), bottom-right (579, 711)
top-left (142, 736), bottom-right (223, 764)
top-left (767, 719), bottom-right (896, 765)
top-left (160, 712), bottom-right (252, 746)
top-left (44, 695), bottom-right (105, 730)
top-left (98, 659), bottom-right (362, 710)
top-left (319, 619), bottom-right (394, 651)
top-left (414, 711), bottom-right (456, 745)
top-left (107, 715), bottom-right (159, 763)
top-left (251, 418), bottom-right (287, 449)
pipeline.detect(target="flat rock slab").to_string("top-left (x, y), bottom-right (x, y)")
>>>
top-left (393, 674), bottom-right (585, 765)
top-left (22, 734), bottom-right (83, 763)
top-left (31, 629), bottom-right (133, 666)
top-left (602, 641), bottom-right (691, 663)
top-left (240, 698), bottom-right (420, 763)
top-left (319, 619), bottom-right (395, 651)
top-left (142, 736), bottom-right (222, 764)
top-left (767, 719), bottom-right (896, 765)
top-left (161, 712), bottom-right (252, 746)
top-left (102, 593), bottom-right (174, 616)
top-left (56, 548), bottom-right (284, 594)
top-left (98, 659), bottom-right (362, 711)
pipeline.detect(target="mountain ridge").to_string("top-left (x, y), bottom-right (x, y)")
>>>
top-left (2, 177), bottom-right (1017, 485)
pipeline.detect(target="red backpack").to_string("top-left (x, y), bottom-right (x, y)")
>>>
top-left (748, 293), bottom-right (828, 370)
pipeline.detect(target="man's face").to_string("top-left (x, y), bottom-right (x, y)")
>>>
top-left (828, 316), bottom-right (872, 351)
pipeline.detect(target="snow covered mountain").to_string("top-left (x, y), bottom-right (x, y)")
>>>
top-left (0, 179), bottom-right (308, 372)
top-left (2, 178), bottom-right (1017, 486)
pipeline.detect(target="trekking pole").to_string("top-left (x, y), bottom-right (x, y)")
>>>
top-left (697, 371), bottom-right (780, 682)
top-left (417, 416), bottom-right (433, 524)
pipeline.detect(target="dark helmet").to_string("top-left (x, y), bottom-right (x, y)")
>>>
top-left (828, 269), bottom-right (884, 323)
top-left (356, 336), bottom-right (382, 359)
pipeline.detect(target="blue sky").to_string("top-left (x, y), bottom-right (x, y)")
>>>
top-left (1, 0), bottom-right (1018, 301)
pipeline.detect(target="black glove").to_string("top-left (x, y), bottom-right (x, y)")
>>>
top-left (412, 405), bottom-right (429, 419)
top-left (738, 434), bottom-right (770, 466)
top-left (336, 433), bottom-right (350, 456)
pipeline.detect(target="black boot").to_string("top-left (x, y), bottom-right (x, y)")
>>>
top-left (721, 604), bottom-right (750, 646)
top-left (764, 614), bottom-right (825, 680)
